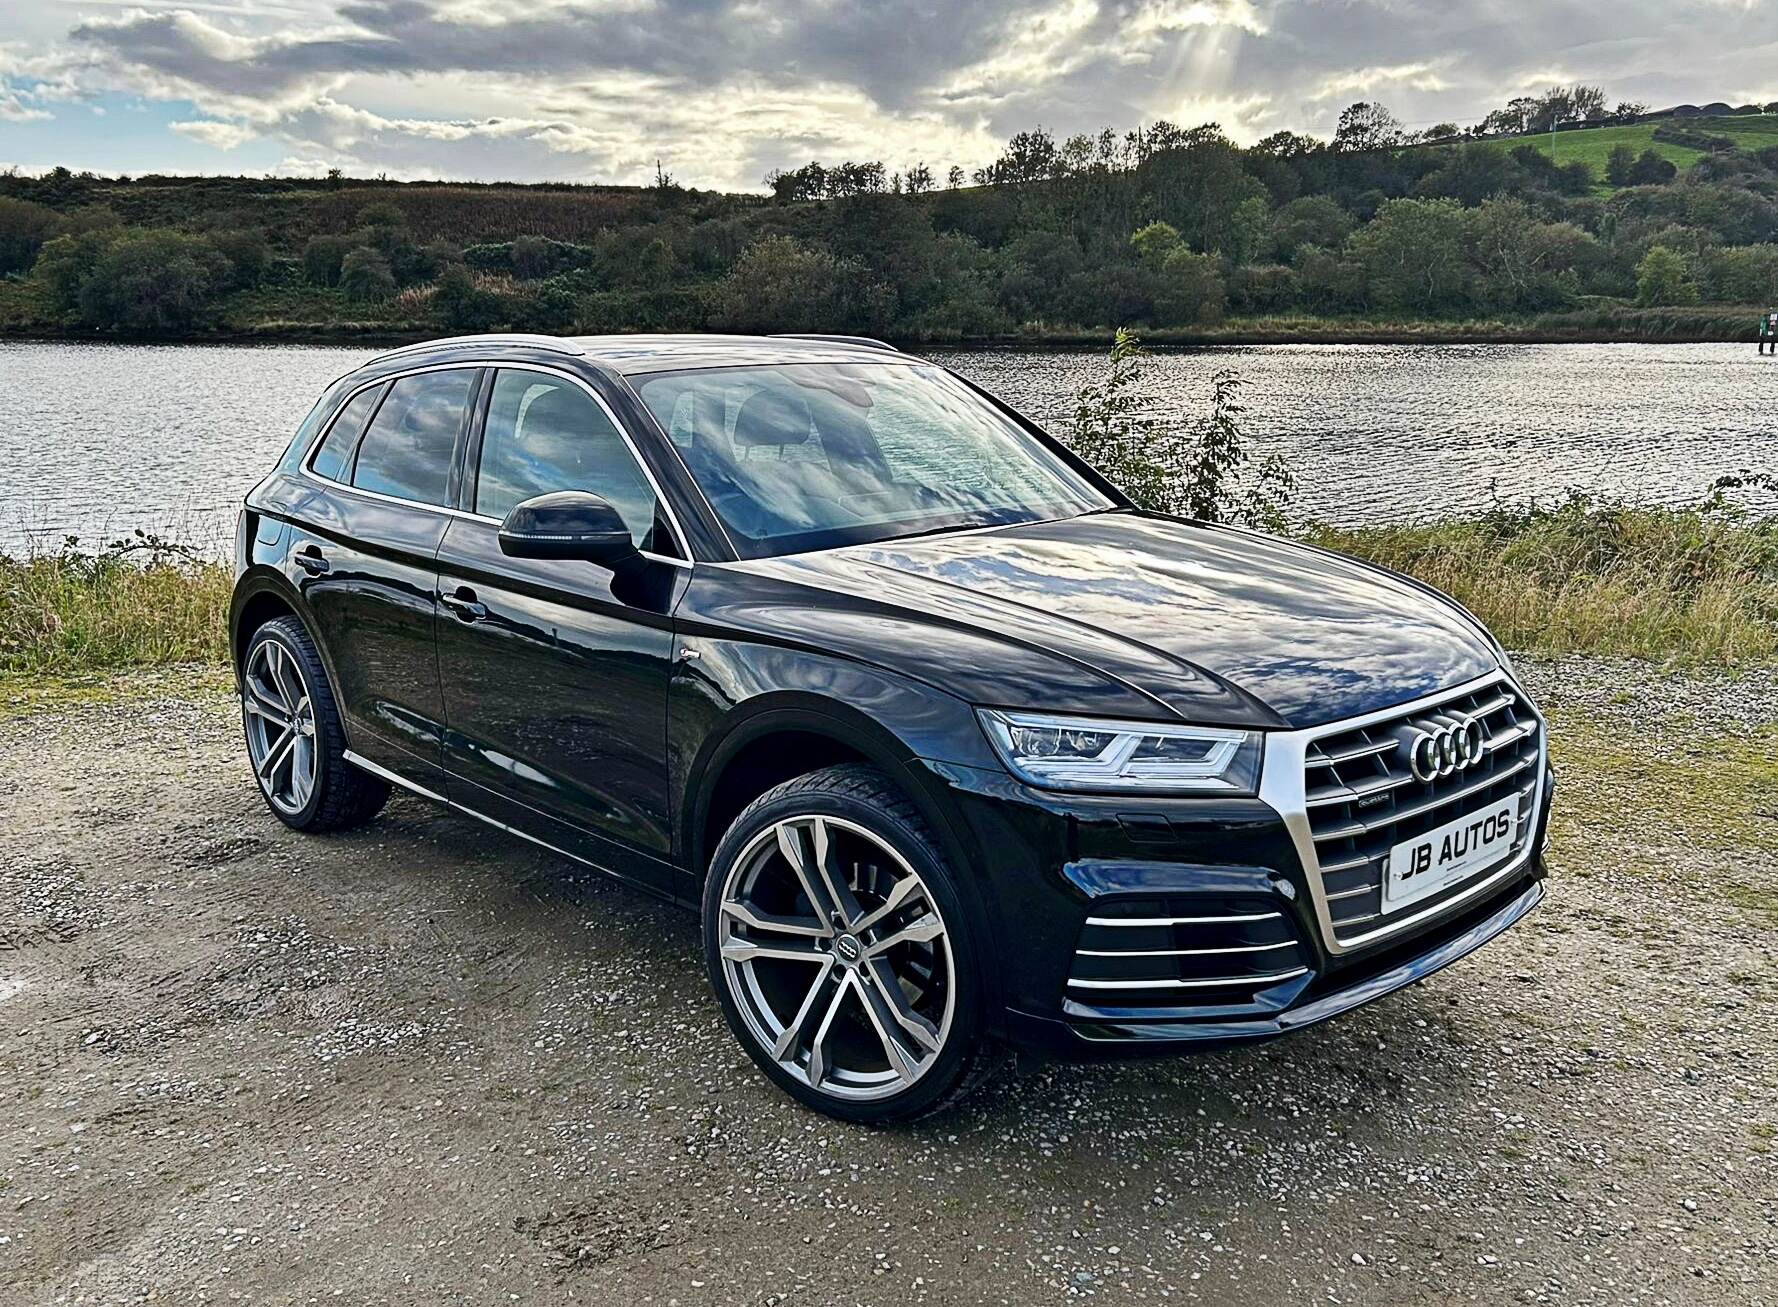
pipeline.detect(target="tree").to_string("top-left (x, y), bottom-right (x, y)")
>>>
top-left (71, 230), bottom-right (229, 333)
top-left (1228, 196), bottom-right (1273, 265)
top-left (339, 246), bottom-right (396, 301)
top-left (1606, 144), bottom-right (1638, 187)
top-left (904, 163), bottom-right (935, 195)
top-left (1349, 197), bottom-right (1471, 311)
top-left (1130, 221), bottom-right (1183, 266)
top-left (1635, 245), bottom-right (1698, 306)
top-left (0, 196), bottom-right (64, 277)
top-left (946, 165), bottom-right (965, 189)
top-left (1271, 196), bottom-right (1352, 261)
top-left (1152, 249), bottom-right (1225, 326)
top-left (1333, 102), bottom-right (1403, 152)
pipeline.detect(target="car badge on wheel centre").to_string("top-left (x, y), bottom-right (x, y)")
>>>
top-left (1406, 714), bottom-right (1486, 783)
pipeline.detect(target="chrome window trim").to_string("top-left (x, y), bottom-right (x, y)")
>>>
top-left (299, 359), bottom-right (692, 569)
top-left (1257, 668), bottom-right (1547, 956)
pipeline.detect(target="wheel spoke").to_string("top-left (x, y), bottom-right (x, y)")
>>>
top-left (851, 873), bottom-right (923, 936)
top-left (855, 969), bottom-right (919, 1081)
top-left (862, 956), bottom-right (943, 1053)
top-left (720, 937), bottom-right (827, 965)
top-left (771, 958), bottom-right (838, 1059)
top-left (267, 644), bottom-right (300, 711)
top-left (291, 737), bottom-right (314, 806)
top-left (864, 911), bottom-right (945, 958)
top-left (805, 972), bottom-right (854, 1089)
top-left (775, 823), bottom-right (833, 922)
top-left (807, 817), bottom-right (865, 926)
top-left (256, 727), bottom-right (296, 781)
top-left (244, 679), bottom-right (289, 725)
top-left (722, 899), bottom-right (831, 939)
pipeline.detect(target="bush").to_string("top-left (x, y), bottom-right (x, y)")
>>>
top-left (431, 264), bottom-right (505, 332)
top-left (303, 235), bottom-right (352, 287)
top-left (1635, 245), bottom-right (1699, 306)
top-left (1064, 329), bottom-right (1292, 528)
top-left (1228, 263), bottom-right (1300, 314)
top-left (1350, 197), bottom-right (1470, 312)
top-left (713, 235), bottom-right (891, 334)
top-left (339, 246), bottom-right (396, 302)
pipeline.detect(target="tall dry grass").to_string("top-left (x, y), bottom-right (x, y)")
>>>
top-left (1313, 493), bottom-right (1778, 663)
top-left (0, 536), bottom-right (230, 674)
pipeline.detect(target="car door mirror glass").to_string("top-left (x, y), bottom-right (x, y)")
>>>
top-left (497, 491), bottom-right (641, 567)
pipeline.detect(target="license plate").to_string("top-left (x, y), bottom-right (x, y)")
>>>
top-left (1385, 801), bottom-right (1517, 911)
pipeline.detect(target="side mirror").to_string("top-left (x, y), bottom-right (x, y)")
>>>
top-left (498, 491), bottom-right (640, 568)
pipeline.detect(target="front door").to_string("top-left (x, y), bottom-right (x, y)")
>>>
top-left (434, 367), bottom-right (686, 894)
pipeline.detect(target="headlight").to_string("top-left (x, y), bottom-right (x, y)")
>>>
top-left (976, 709), bottom-right (1262, 795)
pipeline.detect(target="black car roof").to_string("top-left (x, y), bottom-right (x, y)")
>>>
top-left (351, 332), bottom-right (918, 381)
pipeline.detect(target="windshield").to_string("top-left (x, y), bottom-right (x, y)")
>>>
top-left (633, 362), bottom-right (1113, 558)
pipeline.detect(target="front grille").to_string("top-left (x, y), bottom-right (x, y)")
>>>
top-left (1302, 678), bottom-right (1541, 945)
top-left (1063, 894), bottom-right (1310, 1017)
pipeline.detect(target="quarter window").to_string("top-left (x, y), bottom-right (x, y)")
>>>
top-left (309, 384), bottom-right (385, 483)
top-left (475, 371), bottom-right (662, 550)
top-left (350, 369), bottom-right (476, 507)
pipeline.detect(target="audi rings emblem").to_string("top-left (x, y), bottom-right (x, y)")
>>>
top-left (1407, 714), bottom-right (1485, 783)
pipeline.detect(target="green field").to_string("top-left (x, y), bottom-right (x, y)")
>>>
top-left (1504, 113), bottom-right (1778, 180)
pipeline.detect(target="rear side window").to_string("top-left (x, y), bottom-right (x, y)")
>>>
top-left (308, 384), bottom-right (384, 483)
top-left (350, 369), bottom-right (476, 507)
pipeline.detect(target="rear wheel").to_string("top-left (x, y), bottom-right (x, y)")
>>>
top-left (240, 616), bottom-right (388, 832)
top-left (703, 764), bottom-right (1002, 1122)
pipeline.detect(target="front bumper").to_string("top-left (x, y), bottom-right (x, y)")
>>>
top-left (1003, 875), bottom-right (1544, 1057)
top-left (911, 681), bottom-right (1554, 1059)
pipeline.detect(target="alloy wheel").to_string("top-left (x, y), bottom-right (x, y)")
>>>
top-left (242, 638), bottom-right (318, 816)
top-left (717, 814), bottom-right (955, 1102)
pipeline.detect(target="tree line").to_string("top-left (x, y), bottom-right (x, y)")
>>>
top-left (3, 85), bottom-right (1777, 339)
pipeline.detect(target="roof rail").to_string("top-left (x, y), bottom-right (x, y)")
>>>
top-left (770, 333), bottom-right (900, 353)
top-left (367, 333), bottom-right (586, 364)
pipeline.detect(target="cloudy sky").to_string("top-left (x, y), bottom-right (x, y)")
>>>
top-left (1, 1), bottom-right (1774, 192)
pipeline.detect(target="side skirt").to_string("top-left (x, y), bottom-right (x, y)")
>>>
top-left (343, 750), bottom-right (683, 907)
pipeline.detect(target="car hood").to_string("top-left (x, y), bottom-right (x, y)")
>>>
top-left (749, 511), bottom-right (1500, 729)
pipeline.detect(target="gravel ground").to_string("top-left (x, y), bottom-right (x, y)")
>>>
top-left (2, 659), bottom-right (1775, 1305)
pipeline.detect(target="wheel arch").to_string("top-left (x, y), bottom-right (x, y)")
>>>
top-left (683, 694), bottom-right (982, 900)
top-left (228, 569), bottom-right (338, 694)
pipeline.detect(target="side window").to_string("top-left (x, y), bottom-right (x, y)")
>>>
top-left (308, 384), bottom-right (384, 483)
top-left (350, 369), bottom-right (476, 507)
top-left (475, 371), bottom-right (662, 550)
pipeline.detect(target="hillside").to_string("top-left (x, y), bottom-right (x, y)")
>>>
top-left (3, 105), bottom-right (1777, 346)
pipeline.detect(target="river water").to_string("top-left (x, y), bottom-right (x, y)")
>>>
top-left (2, 339), bottom-right (1773, 551)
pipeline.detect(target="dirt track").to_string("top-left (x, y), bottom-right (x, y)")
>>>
top-left (3, 659), bottom-right (1776, 1305)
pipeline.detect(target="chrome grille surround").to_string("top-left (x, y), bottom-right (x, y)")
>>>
top-left (1257, 670), bottom-right (1547, 956)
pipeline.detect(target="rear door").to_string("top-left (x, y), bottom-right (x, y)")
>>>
top-left (294, 366), bottom-right (481, 791)
top-left (434, 366), bottom-right (687, 894)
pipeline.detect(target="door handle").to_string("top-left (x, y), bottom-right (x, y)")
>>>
top-left (440, 588), bottom-right (488, 622)
top-left (293, 545), bottom-right (330, 575)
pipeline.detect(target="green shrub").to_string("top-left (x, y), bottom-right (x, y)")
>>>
top-left (339, 246), bottom-right (396, 301)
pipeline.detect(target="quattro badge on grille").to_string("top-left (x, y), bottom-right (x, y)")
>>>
top-left (1406, 714), bottom-right (1485, 783)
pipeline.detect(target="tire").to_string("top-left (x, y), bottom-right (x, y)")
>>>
top-left (702, 763), bottom-right (1003, 1123)
top-left (240, 615), bottom-right (389, 832)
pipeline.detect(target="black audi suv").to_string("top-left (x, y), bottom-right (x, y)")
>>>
top-left (230, 332), bottom-right (1553, 1121)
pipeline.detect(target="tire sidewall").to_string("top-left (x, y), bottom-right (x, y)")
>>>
top-left (702, 772), bottom-right (989, 1124)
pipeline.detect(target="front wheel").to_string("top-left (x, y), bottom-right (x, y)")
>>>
top-left (703, 764), bottom-right (1002, 1123)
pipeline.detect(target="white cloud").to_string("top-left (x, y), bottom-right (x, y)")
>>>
top-left (1309, 62), bottom-right (1453, 103)
top-left (170, 117), bottom-right (256, 148)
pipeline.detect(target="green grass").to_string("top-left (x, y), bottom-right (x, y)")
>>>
top-left (1505, 113), bottom-right (1778, 182)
